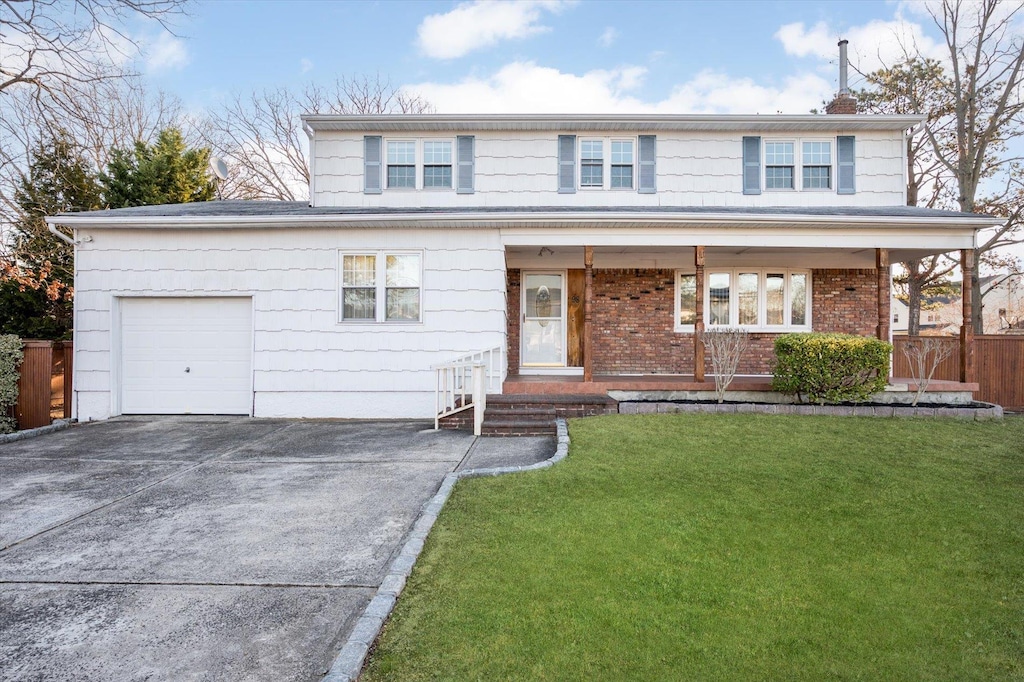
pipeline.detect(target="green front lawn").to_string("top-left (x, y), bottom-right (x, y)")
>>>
top-left (364, 415), bottom-right (1024, 681)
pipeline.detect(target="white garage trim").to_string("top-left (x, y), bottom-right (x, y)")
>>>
top-left (116, 297), bottom-right (254, 416)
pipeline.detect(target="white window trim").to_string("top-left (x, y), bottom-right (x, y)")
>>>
top-left (338, 250), bottom-right (424, 325)
top-left (384, 138), bottom-right (455, 191)
top-left (674, 268), bottom-right (812, 333)
top-left (764, 138), bottom-right (834, 193)
top-left (578, 136), bottom-right (637, 191)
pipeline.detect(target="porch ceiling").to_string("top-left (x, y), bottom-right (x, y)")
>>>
top-left (505, 245), bottom-right (955, 269)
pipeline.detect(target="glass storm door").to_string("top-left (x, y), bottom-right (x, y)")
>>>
top-left (522, 272), bottom-right (565, 366)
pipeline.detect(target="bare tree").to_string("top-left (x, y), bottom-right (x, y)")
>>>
top-left (902, 337), bottom-right (956, 405)
top-left (926, 0), bottom-right (1024, 332)
top-left (205, 75), bottom-right (433, 202)
top-left (700, 328), bottom-right (749, 403)
top-left (855, 57), bottom-right (960, 335)
top-left (0, 0), bottom-right (189, 96)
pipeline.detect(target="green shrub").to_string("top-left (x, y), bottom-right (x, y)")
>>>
top-left (772, 333), bottom-right (892, 405)
top-left (0, 334), bottom-right (23, 433)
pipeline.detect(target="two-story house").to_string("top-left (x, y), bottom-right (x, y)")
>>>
top-left (48, 102), bottom-right (992, 423)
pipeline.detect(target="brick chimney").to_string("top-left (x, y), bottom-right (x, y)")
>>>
top-left (825, 39), bottom-right (858, 114)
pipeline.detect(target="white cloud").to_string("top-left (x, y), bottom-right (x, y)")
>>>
top-left (403, 61), bottom-right (829, 114)
top-left (775, 18), bottom-right (945, 79)
top-left (145, 31), bottom-right (189, 73)
top-left (300, 58), bottom-right (314, 74)
top-left (416, 0), bottom-right (574, 60)
top-left (599, 26), bottom-right (618, 47)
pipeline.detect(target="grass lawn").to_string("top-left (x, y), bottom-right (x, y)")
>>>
top-left (363, 415), bottom-right (1024, 681)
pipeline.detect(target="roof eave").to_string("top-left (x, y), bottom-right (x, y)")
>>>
top-left (46, 210), bottom-right (995, 231)
top-left (300, 113), bottom-right (925, 133)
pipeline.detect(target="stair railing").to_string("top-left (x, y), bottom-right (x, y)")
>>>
top-left (433, 347), bottom-right (504, 435)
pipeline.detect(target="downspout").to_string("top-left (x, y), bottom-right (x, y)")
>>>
top-left (46, 222), bottom-right (79, 420)
top-left (303, 121), bottom-right (316, 207)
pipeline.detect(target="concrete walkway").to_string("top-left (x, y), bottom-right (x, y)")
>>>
top-left (0, 417), bottom-right (553, 681)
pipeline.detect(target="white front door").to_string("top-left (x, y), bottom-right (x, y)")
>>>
top-left (120, 297), bottom-right (253, 415)
top-left (521, 272), bottom-right (565, 367)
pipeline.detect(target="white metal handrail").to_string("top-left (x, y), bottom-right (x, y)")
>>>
top-left (433, 347), bottom-right (504, 435)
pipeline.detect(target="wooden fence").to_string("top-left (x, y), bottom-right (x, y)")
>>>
top-left (893, 335), bottom-right (1024, 409)
top-left (15, 340), bottom-right (72, 430)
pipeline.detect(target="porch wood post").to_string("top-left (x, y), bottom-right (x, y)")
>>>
top-left (876, 248), bottom-right (890, 342)
top-left (584, 245), bottom-right (594, 382)
top-left (960, 248), bottom-right (975, 383)
top-left (694, 246), bottom-right (706, 383)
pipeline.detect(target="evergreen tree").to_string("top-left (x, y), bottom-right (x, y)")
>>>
top-left (1, 132), bottom-right (103, 339)
top-left (102, 127), bottom-right (216, 207)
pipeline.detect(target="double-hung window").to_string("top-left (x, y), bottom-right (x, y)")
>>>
top-left (802, 141), bottom-right (832, 189)
top-left (764, 141), bottom-right (795, 189)
top-left (386, 141), bottom-right (416, 189)
top-left (383, 139), bottom-right (455, 190)
top-left (340, 252), bottom-right (422, 323)
top-left (611, 140), bottom-right (634, 188)
top-left (580, 140), bottom-right (604, 188)
top-left (675, 268), bottom-right (811, 331)
top-left (423, 141), bottom-right (453, 188)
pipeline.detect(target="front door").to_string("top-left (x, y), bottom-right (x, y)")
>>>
top-left (522, 272), bottom-right (565, 367)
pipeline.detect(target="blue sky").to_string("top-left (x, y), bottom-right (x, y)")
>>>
top-left (141, 0), bottom-right (953, 115)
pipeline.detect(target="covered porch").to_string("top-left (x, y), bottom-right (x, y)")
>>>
top-left (502, 239), bottom-right (981, 396)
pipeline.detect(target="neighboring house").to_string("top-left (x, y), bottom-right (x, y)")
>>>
top-left (48, 66), bottom-right (994, 422)
top-left (981, 273), bottom-right (1024, 333)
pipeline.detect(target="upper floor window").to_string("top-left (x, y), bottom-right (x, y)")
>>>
top-left (387, 141), bottom-right (416, 188)
top-left (384, 139), bottom-right (452, 190)
top-left (365, 135), bottom-right (474, 195)
top-left (675, 268), bottom-right (811, 332)
top-left (765, 141), bottom-right (795, 190)
top-left (802, 141), bottom-right (832, 189)
top-left (611, 140), bottom-right (634, 189)
top-left (580, 140), bottom-right (604, 188)
top-left (558, 135), bottom-right (655, 193)
top-left (743, 136), bottom-right (854, 195)
top-left (422, 141), bottom-right (453, 188)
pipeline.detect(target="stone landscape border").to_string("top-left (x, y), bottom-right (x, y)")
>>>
top-left (323, 419), bottom-right (571, 682)
top-left (619, 401), bottom-right (1004, 419)
top-left (0, 418), bottom-right (73, 444)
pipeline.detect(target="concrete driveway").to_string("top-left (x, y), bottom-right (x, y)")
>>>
top-left (0, 417), bottom-right (553, 681)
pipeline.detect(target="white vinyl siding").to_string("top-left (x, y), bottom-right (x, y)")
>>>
top-left (73, 228), bottom-right (506, 421)
top-left (314, 130), bottom-right (903, 207)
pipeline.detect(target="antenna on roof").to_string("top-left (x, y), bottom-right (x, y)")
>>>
top-left (209, 157), bottom-right (229, 200)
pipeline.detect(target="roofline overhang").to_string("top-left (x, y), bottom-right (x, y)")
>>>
top-left (300, 113), bottom-right (925, 133)
top-left (47, 209), bottom-right (996, 232)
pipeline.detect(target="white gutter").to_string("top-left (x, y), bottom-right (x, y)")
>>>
top-left (45, 210), bottom-right (998, 231)
top-left (48, 223), bottom-right (77, 245)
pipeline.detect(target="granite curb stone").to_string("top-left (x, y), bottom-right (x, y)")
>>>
top-left (322, 419), bottom-right (571, 682)
top-left (0, 419), bottom-right (73, 444)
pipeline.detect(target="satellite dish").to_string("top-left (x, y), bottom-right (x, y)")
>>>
top-left (209, 156), bottom-right (229, 181)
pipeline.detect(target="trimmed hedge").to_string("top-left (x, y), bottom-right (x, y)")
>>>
top-left (0, 334), bottom-right (23, 433)
top-left (772, 333), bottom-right (892, 405)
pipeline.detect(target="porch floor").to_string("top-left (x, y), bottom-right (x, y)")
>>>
top-left (503, 374), bottom-right (979, 395)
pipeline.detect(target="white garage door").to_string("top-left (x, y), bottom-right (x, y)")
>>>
top-left (121, 297), bottom-right (253, 415)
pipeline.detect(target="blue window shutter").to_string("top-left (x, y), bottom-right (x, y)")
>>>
top-left (456, 135), bottom-right (474, 194)
top-left (558, 135), bottom-right (576, 193)
top-left (364, 136), bottom-right (382, 194)
top-left (742, 136), bottom-right (761, 195)
top-left (638, 135), bottom-right (656, 194)
top-left (837, 135), bottom-right (856, 195)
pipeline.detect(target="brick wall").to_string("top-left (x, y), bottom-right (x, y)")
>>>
top-left (506, 269), bottom-right (521, 374)
top-left (506, 267), bottom-right (881, 375)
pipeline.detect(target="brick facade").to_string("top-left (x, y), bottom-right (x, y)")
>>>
top-left (506, 267), bottom-right (882, 375)
top-left (506, 269), bottom-right (521, 374)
